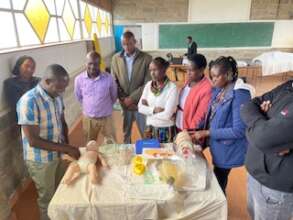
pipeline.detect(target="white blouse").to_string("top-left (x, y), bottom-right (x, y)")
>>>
top-left (175, 85), bottom-right (191, 129)
top-left (138, 81), bottom-right (179, 128)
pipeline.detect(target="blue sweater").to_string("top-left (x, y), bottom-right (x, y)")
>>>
top-left (207, 85), bottom-right (251, 168)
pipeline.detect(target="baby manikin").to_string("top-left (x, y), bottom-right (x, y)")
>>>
top-left (62, 140), bottom-right (109, 185)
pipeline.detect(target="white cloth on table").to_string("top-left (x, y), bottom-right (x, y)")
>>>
top-left (237, 60), bottom-right (248, 67)
top-left (48, 146), bottom-right (227, 220)
top-left (252, 51), bottom-right (293, 76)
top-left (48, 167), bottom-right (226, 220)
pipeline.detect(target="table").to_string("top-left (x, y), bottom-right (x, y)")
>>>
top-left (238, 65), bottom-right (262, 86)
top-left (168, 65), bottom-right (188, 81)
top-left (48, 144), bottom-right (227, 220)
top-left (253, 51), bottom-right (293, 76)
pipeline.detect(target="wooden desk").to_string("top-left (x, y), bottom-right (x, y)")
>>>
top-left (168, 64), bottom-right (187, 81)
top-left (238, 65), bottom-right (262, 85)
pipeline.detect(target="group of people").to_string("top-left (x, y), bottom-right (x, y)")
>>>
top-left (4, 30), bottom-right (292, 220)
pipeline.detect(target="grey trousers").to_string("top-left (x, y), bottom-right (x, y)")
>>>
top-left (247, 174), bottom-right (293, 220)
top-left (122, 110), bottom-right (145, 143)
top-left (26, 160), bottom-right (67, 220)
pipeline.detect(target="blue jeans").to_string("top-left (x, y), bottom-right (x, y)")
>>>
top-left (122, 110), bottom-right (145, 144)
top-left (247, 174), bottom-right (293, 220)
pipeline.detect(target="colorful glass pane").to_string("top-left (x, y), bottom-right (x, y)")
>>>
top-left (24, 0), bottom-right (50, 43)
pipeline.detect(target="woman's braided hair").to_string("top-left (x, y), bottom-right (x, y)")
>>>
top-left (212, 56), bottom-right (238, 82)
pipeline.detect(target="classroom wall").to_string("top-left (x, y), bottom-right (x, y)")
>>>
top-left (146, 47), bottom-right (293, 63)
top-left (114, 0), bottom-right (293, 61)
top-left (112, 0), bottom-right (188, 24)
top-left (0, 38), bottom-right (115, 219)
top-left (140, 20), bottom-right (293, 50)
top-left (188, 0), bottom-right (252, 21)
top-left (250, 0), bottom-right (293, 19)
top-left (86, 0), bottom-right (113, 12)
top-left (112, 0), bottom-right (293, 23)
top-left (272, 20), bottom-right (293, 47)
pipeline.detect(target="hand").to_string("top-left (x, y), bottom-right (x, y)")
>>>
top-left (66, 147), bottom-right (80, 160)
top-left (278, 149), bottom-right (290, 156)
top-left (153, 107), bottom-right (164, 114)
top-left (127, 104), bottom-right (138, 111)
top-left (141, 99), bottom-right (149, 106)
top-left (260, 101), bottom-right (272, 113)
top-left (123, 97), bottom-right (134, 107)
top-left (98, 153), bottom-right (110, 169)
top-left (190, 130), bottom-right (210, 141)
top-left (119, 98), bottom-right (137, 110)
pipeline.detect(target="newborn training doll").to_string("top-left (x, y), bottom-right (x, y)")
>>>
top-left (62, 140), bottom-right (109, 185)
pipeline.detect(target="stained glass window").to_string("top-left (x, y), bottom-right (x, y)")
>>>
top-left (96, 9), bottom-right (102, 36)
top-left (73, 22), bottom-right (81, 40)
top-left (58, 18), bottom-right (71, 41)
top-left (69, 0), bottom-right (79, 18)
top-left (0, 12), bottom-right (17, 49)
top-left (56, 0), bottom-right (65, 16)
top-left (0, 1), bottom-right (11, 9)
top-left (12, 0), bottom-right (27, 10)
top-left (0, 0), bottom-right (112, 50)
top-left (44, 17), bottom-right (59, 43)
top-left (84, 3), bottom-right (92, 36)
top-left (43, 0), bottom-right (56, 15)
top-left (63, 0), bottom-right (75, 39)
top-left (24, 0), bottom-right (50, 43)
top-left (15, 13), bottom-right (40, 46)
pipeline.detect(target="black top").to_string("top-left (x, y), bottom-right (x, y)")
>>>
top-left (241, 80), bottom-right (293, 192)
top-left (4, 76), bottom-right (40, 109)
top-left (186, 41), bottom-right (197, 57)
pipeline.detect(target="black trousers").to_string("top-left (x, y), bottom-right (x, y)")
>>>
top-left (214, 166), bottom-right (231, 194)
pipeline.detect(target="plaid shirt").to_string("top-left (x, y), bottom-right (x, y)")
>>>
top-left (17, 85), bottom-right (64, 163)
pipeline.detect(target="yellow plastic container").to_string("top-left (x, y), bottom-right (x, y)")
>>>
top-left (132, 156), bottom-right (146, 175)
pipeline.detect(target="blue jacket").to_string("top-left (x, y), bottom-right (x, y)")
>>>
top-left (206, 80), bottom-right (251, 168)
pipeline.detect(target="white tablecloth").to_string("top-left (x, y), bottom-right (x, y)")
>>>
top-left (253, 51), bottom-right (293, 76)
top-left (48, 145), bottom-right (227, 220)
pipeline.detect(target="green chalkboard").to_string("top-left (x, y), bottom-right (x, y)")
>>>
top-left (159, 22), bottom-right (275, 48)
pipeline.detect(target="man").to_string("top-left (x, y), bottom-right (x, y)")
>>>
top-left (17, 64), bottom-right (80, 220)
top-left (74, 51), bottom-right (117, 143)
top-left (111, 31), bottom-right (152, 143)
top-left (241, 81), bottom-right (293, 220)
top-left (185, 36), bottom-right (197, 58)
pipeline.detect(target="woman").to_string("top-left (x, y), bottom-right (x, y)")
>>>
top-left (192, 56), bottom-right (252, 193)
top-left (176, 53), bottom-right (212, 132)
top-left (138, 57), bottom-right (179, 143)
top-left (4, 56), bottom-right (40, 109)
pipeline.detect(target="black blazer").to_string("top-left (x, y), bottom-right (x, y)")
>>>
top-left (187, 41), bottom-right (197, 57)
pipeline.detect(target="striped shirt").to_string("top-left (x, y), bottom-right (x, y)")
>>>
top-left (17, 85), bottom-right (64, 163)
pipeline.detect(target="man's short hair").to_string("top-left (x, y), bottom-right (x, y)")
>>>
top-left (122, 31), bottom-right (135, 40)
top-left (87, 51), bottom-right (101, 60)
top-left (43, 64), bottom-right (68, 81)
top-left (187, 36), bottom-right (192, 40)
